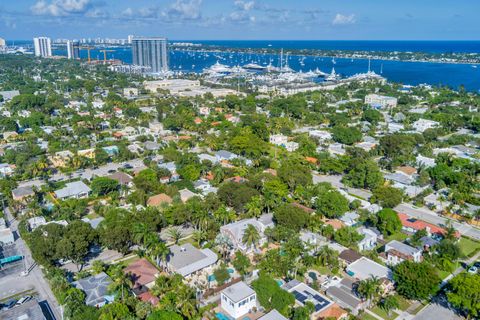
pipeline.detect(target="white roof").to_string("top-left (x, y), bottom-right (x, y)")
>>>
top-left (222, 281), bottom-right (255, 302)
top-left (259, 310), bottom-right (288, 320)
top-left (54, 181), bottom-right (91, 199)
top-left (168, 243), bottom-right (218, 277)
top-left (346, 257), bottom-right (392, 280)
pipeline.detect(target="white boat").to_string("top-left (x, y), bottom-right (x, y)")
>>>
top-left (243, 63), bottom-right (266, 71)
top-left (325, 67), bottom-right (341, 81)
top-left (203, 61), bottom-right (231, 74)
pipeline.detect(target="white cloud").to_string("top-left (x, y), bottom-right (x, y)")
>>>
top-left (332, 13), bottom-right (356, 25)
top-left (163, 0), bottom-right (203, 21)
top-left (234, 0), bottom-right (255, 11)
top-left (31, 0), bottom-right (93, 17)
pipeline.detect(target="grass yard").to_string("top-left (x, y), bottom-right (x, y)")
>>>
top-left (371, 306), bottom-right (399, 320)
top-left (458, 237), bottom-right (480, 258)
top-left (359, 312), bottom-right (378, 320)
top-left (393, 294), bottom-right (412, 311)
top-left (384, 232), bottom-right (408, 242)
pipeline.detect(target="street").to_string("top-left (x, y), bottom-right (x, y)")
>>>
top-left (1, 208), bottom-right (62, 320)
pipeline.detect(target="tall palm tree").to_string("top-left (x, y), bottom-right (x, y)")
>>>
top-left (214, 205), bottom-right (236, 225)
top-left (150, 242), bottom-right (170, 269)
top-left (381, 295), bottom-right (399, 316)
top-left (245, 195), bottom-right (264, 218)
top-left (167, 228), bottom-right (184, 244)
top-left (132, 223), bottom-right (153, 246)
top-left (175, 285), bottom-right (198, 319)
top-left (357, 276), bottom-right (381, 307)
top-left (109, 266), bottom-right (133, 301)
top-left (215, 234), bottom-right (233, 260)
top-left (192, 229), bottom-right (207, 247)
top-left (242, 224), bottom-right (261, 252)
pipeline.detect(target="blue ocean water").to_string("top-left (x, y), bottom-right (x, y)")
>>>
top-left (6, 40), bottom-right (480, 91)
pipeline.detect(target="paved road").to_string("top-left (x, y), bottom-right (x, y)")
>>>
top-left (413, 301), bottom-right (462, 320)
top-left (395, 203), bottom-right (480, 241)
top-left (1, 208), bottom-right (62, 320)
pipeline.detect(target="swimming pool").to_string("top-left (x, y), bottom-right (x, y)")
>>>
top-left (216, 312), bottom-right (231, 320)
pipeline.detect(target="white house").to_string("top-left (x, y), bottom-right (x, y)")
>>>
top-left (54, 181), bottom-right (91, 200)
top-left (309, 130), bottom-right (332, 142)
top-left (221, 281), bottom-right (256, 319)
top-left (357, 227), bottom-right (378, 251)
top-left (384, 240), bottom-right (423, 265)
top-left (220, 214), bottom-right (273, 253)
top-left (365, 94), bottom-right (398, 109)
top-left (269, 134), bottom-right (288, 146)
top-left (412, 119), bottom-right (440, 133)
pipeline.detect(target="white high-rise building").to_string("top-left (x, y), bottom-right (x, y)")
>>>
top-left (127, 35), bottom-right (134, 44)
top-left (33, 37), bottom-right (52, 57)
top-left (0, 38), bottom-right (6, 47)
top-left (131, 37), bottom-right (168, 73)
top-left (67, 40), bottom-right (80, 59)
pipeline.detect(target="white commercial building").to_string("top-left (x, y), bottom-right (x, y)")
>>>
top-left (365, 94), bottom-right (398, 109)
top-left (221, 282), bottom-right (256, 319)
top-left (33, 37), bottom-right (52, 57)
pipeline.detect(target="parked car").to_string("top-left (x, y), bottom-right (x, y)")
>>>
top-left (467, 266), bottom-right (478, 274)
top-left (16, 296), bottom-right (31, 305)
top-left (2, 299), bottom-right (17, 310)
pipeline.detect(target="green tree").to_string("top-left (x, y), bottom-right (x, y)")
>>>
top-left (357, 276), bottom-right (381, 306)
top-left (446, 273), bottom-right (480, 319)
top-left (213, 263), bottom-right (230, 285)
top-left (381, 295), bottom-right (400, 316)
top-left (334, 226), bottom-right (363, 247)
top-left (242, 224), bottom-right (261, 251)
top-left (147, 311), bottom-right (183, 320)
top-left (343, 160), bottom-right (384, 190)
top-left (332, 126), bottom-right (362, 145)
top-left (218, 181), bottom-right (259, 212)
top-left (277, 159), bottom-right (312, 191)
top-left (393, 261), bottom-right (440, 300)
top-left (90, 177), bottom-right (119, 196)
top-left (376, 208), bottom-right (402, 236)
top-left (232, 251), bottom-right (251, 276)
top-left (372, 186), bottom-right (404, 208)
top-left (273, 203), bottom-right (310, 231)
top-left (315, 189), bottom-right (349, 218)
top-left (252, 274), bottom-right (295, 317)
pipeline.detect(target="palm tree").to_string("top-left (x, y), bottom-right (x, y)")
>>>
top-left (132, 223), bottom-right (153, 246)
top-left (175, 285), bottom-right (198, 319)
top-left (192, 229), bottom-right (207, 247)
top-left (167, 227), bottom-right (184, 244)
top-left (150, 242), bottom-right (170, 269)
top-left (381, 296), bottom-right (399, 316)
top-left (215, 234), bottom-right (233, 259)
top-left (109, 265), bottom-right (133, 301)
top-left (357, 276), bottom-right (381, 307)
top-left (244, 195), bottom-right (264, 218)
top-left (214, 205), bottom-right (236, 225)
top-left (242, 224), bottom-right (261, 252)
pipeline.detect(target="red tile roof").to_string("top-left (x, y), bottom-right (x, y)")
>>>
top-left (124, 258), bottom-right (159, 288)
top-left (138, 291), bottom-right (159, 306)
top-left (397, 213), bottom-right (460, 238)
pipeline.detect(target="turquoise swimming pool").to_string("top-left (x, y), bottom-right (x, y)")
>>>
top-left (216, 312), bottom-right (230, 320)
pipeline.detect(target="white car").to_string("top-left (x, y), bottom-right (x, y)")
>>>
top-left (467, 266), bottom-right (478, 274)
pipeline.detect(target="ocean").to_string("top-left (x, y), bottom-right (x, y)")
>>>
top-left (7, 40), bottom-right (480, 91)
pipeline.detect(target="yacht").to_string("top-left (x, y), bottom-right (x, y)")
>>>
top-left (243, 63), bottom-right (266, 71)
top-left (325, 67), bottom-right (341, 81)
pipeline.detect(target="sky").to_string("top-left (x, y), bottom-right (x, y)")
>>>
top-left (0, 0), bottom-right (479, 40)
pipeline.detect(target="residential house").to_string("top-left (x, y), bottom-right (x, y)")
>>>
top-left (357, 227), bottom-right (378, 251)
top-left (339, 212), bottom-right (359, 227)
top-left (0, 163), bottom-right (14, 177)
top-left (384, 240), bottom-right (423, 265)
top-left (0, 224), bottom-right (14, 245)
top-left (72, 272), bottom-right (114, 307)
top-left (221, 281), bottom-right (257, 319)
top-left (339, 249), bottom-right (362, 265)
top-left (193, 179), bottom-right (218, 195)
top-left (365, 94), bottom-right (398, 109)
top-left (27, 216), bottom-right (47, 231)
top-left (309, 130), bottom-right (332, 142)
top-left (416, 155), bottom-right (436, 168)
top-left (124, 258), bottom-right (159, 290)
top-left (102, 145), bottom-right (119, 156)
top-left (49, 150), bottom-right (74, 168)
top-left (412, 119), bottom-right (440, 133)
top-left (77, 148), bottom-right (95, 159)
top-left (346, 257), bottom-right (393, 281)
top-left (282, 280), bottom-right (334, 317)
top-left (220, 214), bottom-right (274, 253)
top-left (54, 181), bottom-right (91, 200)
top-left (166, 243), bottom-right (218, 278)
top-left (398, 213), bottom-right (460, 239)
top-left (215, 150), bottom-right (238, 163)
top-left (258, 310), bottom-right (288, 320)
top-left (179, 188), bottom-right (197, 203)
top-left (325, 278), bottom-right (364, 315)
top-left (11, 186), bottom-right (35, 202)
top-left (107, 172), bottom-right (133, 187)
top-left (147, 193), bottom-right (173, 207)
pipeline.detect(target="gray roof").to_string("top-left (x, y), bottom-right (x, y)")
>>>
top-left (144, 141), bottom-right (161, 151)
top-left (72, 272), bottom-right (113, 307)
top-left (259, 310), bottom-right (288, 320)
top-left (0, 299), bottom-right (46, 320)
top-left (385, 240), bottom-right (421, 256)
top-left (54, 181), bottom-right (91, 199)
top-left (222, 281), bottom-right (255, 302)
top-left (215, 150), bottom-right (237, 160)
top-left (167, 243), bottom-right (218, 277)
top-left (81, 217), bottom-right (105, 229)
top-left (326, 282), bottom-right (362, 310)
top-left (384, 172), bottom-right (414, 185)
top-left (12, 186), bottom-right (35, 198)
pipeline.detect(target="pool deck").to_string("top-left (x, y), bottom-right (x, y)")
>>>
top-left (214, 306), bottom-right (265, 320)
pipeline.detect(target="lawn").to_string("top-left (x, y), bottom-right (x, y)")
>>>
top-left (383, 232), bottom-right (408, 242)
top-left (458, 237), bottom-right (480, 258)
top-left (359, 312), bottom-right (378, 320)
top-left (371, 306), bottom-right (399, 320)
top-left (393, 294), bottom-right (412, 311)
